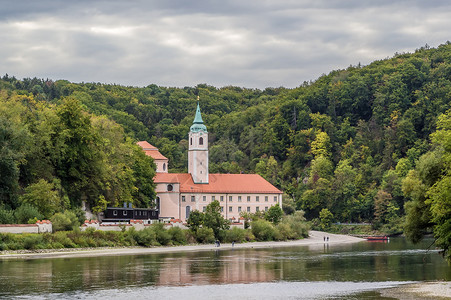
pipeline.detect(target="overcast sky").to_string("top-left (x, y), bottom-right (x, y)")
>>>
top-left (1, 0), bottom-right (450, 89)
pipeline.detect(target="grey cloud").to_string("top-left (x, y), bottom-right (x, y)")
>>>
top-left (1, 1), bottom-right (451, 88)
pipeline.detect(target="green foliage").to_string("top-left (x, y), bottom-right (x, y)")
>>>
top-left (194, 227), bottom-right (215, 244)
top-left (50, 210), bottom-right (80, 232)
top-left (251, 219), bottom-right (276, 241)
top-left (319, 208), bottom-right (333, 230)
top-left (282, 210), bottom-right (310, 238)
top-left (187, 210), bottom-right (204, 232)
top-left (203, 200), bottom-right (230, 238)
top-left (0, 207), bottom-right (15, 224)
top-left (20, 179), bottom-right (60, 219)
top-left (3, 43), bottom-right (451, 251)
top-left (14, 204), bottom-right (43, 224)
top-left (167, 226), bottom-right (187, 245)
top-left (265, 203), bottom-right (283, 224)
top-left (224, 227), bottom-right (247, 243)
top-left (130, 227), bottom-right (157, 247)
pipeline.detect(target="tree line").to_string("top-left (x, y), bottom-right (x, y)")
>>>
top-left (1, 42), bottom-right (451, 260)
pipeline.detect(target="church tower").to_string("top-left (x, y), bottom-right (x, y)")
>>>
top-left (188, 102), bottom-right (209, 183)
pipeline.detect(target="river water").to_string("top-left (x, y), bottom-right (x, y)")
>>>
top-left (0, 237), bottom-right (449, 299)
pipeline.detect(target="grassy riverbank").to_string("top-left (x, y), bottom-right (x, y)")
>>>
top-left (0, 231), bottom-right (363, 259)
top-left (0, 219), bottom-right (309, 252)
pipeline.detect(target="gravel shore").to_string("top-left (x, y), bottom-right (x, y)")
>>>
top-left (380, 282), bottom-right (451, 299)
top-left (0, 230), bottom-right (363, 259)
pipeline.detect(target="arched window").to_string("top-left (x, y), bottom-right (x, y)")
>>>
top-left (199, 137), bottom-right (203, 145)
top-left (190, 138), bottom-right (192, 145)
top-left (156, 197), bottom-right (160, 210)
top-left (163, 163), bottom-right (166, 171)
top-left (186, 206), bottom-right (191, 219)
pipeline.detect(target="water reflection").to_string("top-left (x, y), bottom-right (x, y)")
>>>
top-left (0, 237), bottom-right (449, 298)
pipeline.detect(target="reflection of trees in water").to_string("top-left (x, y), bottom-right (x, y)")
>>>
top-left (0, 238), bottom-right (448, 297)
top-left (0, 255), bottom-right (163, 295)
top-left (157, 249), bottom-right (277, 285)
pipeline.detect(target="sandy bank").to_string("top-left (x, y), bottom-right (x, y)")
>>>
top-left (0, 230), bottom-right (363, 260)
top-left (380, 281), bottom-right (451, 299)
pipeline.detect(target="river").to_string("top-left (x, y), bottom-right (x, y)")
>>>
top-left (0, 237), bottom-right (449, 299)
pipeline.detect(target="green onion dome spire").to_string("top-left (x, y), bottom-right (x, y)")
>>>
top-left (190, 100), bottom-right (207, 132)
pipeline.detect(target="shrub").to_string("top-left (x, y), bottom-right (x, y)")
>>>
top-left (0, 208), bottom-right (15, 224)
top-left (275, 223), bottom-right (293, 240)
top-left (154, 223), bottom-right (171, 246)
top-left (168, 227), bottom-right (186, 245)
top-left (225, 227), bottom-right (246, 243)
top-left (195, 227), bottom-right (215, 244)
top-left (251, 219), bottom-right (275, 241)
top-left (14, 204), bottom-right (43, 224)
top-left (282, 210), bottom-right (310, 239)
top-left (22, 234), bottom-right (45, 250)
top-left (51, 210), bottom-right (80, 231)
top-left (132, 227), bottom-right (157, 247)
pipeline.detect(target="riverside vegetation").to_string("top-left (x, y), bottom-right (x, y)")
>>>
top-left (1, 43), bottom-right (451, 261)
top-left (0, 203), bottom-right (309, 251)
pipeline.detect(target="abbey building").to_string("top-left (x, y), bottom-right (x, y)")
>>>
top-left (138, 103), bottom-right (282, 222)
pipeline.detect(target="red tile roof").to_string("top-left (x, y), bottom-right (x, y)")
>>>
top-left (137, 141), bottom-right (168, 160)
top-left (137, 141), bottom-right (157, 150)
top-left (155, 173), bottom-right (282, 194)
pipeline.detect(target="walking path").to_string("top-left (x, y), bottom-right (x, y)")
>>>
top-left (0, 230), bottom-right (363, 260)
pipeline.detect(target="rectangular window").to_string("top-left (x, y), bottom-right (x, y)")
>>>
top-left (229, 196), bottom-right (233, 202)
top-left (256, 196), bottom-right (260, 202)
top-left (265, 196), bottom-right (268, 202)
top-left (247, 196), bottom-right (250, 202)
top-left (212, 195), bottom-right (215, 201)
top-left (256, 207), bottom-right (260, 212)
top-left (191, 196), bottom-right (195, 202)
top-left (202, 196), bottom-right (206, 202)
top-left (265, 207), bottom-right (268, 211)
top-left (274, 196), bottom-right (277, 202)
top-left (220, 196), bottom-right (224, 202)
top-left (229, 206), bottom-right (233, 212)
top-left (182, 196), bottom-right (186, 202)
top-left (238, 206), bottom-right (241, 212)
top-left (221, 206), bottom-right (224, 212)
top-left (247, 207), bottom-right (250, 212)
top-left (203, 207), bottom-right (206, 212)
top-left (238, 196), bottom-right (242, 202)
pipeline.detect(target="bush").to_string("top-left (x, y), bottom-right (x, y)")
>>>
top-left (0, 208), bottom-right (15, 224)
top-left (72, 207), bottom-right (87, 225)
top-left (225, 227), bottom-right (247, 243)
top-left (275, 223), bottom-right (294, 240)
top-left (154, 223), bottom-right (171, 246)
top-left (132, 227), bottom-right (157, 247)
top-left (282, 211), bottom-right (310, 239)
top-left (251, 219), bottom-right (275, 241)
top-left (195, 227), bottom-right (215, 244)
top-left (168, 227), bottom-right (186, 245)
top-left (22, 234), bottom-right (45, 250)
top-left (51, 210), bottom-right (80, 231)
top-left (14, 204), bottom-right (43, 224)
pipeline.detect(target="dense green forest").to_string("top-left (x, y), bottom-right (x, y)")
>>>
top-left (1, 43), bottom-right (451, 259)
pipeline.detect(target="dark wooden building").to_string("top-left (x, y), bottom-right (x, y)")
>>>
top-left (102, 206), bottom-right (159, 223)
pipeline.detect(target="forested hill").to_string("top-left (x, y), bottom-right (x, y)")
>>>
top-left (1, 43), bottom-right (451, 235)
